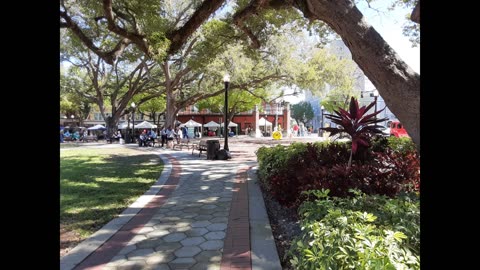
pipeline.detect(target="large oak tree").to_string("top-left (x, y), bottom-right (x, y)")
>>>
top-left (60, 0), bottom-right (420, 150)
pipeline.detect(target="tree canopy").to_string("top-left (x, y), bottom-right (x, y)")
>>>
top-left (60, 0), bottom-right (420, 149)
top-left (291, 101), bottom-right (314, 127)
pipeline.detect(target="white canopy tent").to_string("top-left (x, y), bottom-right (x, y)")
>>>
top-left (180, 119), bottom-right (203, 138)
top-left (87, 124), bottom-right (106, 130)
top-left (180, 119), bottom-right (202, 127)
top-left (203, 121), bottom-right (220, 128)
top-left (259, 117), bottom-right (273, 135)
top-left (134, 121), bottom-right (157, 129)
top-left (117, 122), bottom-right (133, 129)
top-left (258, 117), bottom-right (272, 126)
top-left (220, 121), bottom-right (238, 127)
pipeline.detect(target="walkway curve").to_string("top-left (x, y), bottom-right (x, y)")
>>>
top-left (61, 145), bottom-right (281, 270)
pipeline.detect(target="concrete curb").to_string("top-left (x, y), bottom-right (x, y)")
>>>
top-left (60, 154), bottom-right (172, 270)
top-left (247, 167), bottom-right (282, 270)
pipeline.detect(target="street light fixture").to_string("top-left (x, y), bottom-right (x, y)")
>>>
top-left (223, 74), bottom-right (230, 151)
top-left (131, 102), bottom-right (136, 143)
top-left (70, 115), bottom-right (75, 126)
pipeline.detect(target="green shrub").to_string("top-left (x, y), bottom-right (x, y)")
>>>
top-left (256, 141), bottom-right (419, 207)
top-left (256, 142), bottom-right (309, 187)
top-left (370, 136), bottom-right (389, 152)
top-left (387, 137), bottom-right (417, 154)
top-left (289, 189), bottom-right (420, 270)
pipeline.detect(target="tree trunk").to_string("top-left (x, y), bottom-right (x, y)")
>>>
top-left (165, 91), bottom-right (177, 128)
top-left (105, 116), bottom-right (117, 142)
top-left (163, 61), bottom-right (179, 129)
top-left (295, 0), bottom-right (420, 151)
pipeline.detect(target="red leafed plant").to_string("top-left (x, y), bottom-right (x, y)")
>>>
top-left (322, 96), bottom-right (387, 168)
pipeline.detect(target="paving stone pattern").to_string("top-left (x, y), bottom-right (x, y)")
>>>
top-left (80, 152), bottom-right (253, 270)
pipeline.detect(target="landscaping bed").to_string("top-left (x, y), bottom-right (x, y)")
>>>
top-left (256, 138), bottom-right (420, 269)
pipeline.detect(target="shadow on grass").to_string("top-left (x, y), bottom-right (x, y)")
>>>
top-left (60, 152), bottom-right (163, 236)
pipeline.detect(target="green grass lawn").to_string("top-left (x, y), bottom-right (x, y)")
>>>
top-left (60, 147), bottom-right (163, 238)
top-left (60, 142), bottom-right (84, 148)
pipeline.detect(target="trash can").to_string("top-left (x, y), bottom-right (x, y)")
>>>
top-left (206, 139), bottom-right (220, 160)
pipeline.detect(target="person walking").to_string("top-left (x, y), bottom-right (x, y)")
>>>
top-left (160, 127), bottom-right (167, 149)
top-left (166, 126), bottom-right (176, 149)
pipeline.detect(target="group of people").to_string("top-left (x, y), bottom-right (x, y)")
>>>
top-left (133, 126), bottom-right (199, 148)
top-left (138, 129), bottom-right (157, 147)
top-left (60, 124), bottom-right (199, 148)
top-left (158, 126), bottom-right (189, 149)
top-left (290, 124), bottom-right (310, 137)
top-left (60, 129), bottom-right (88, 143)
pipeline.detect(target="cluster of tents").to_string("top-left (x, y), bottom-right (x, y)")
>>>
top-left (82, 118), bottom-right (273, 133)
top-left (82, 119), bottom-right (240, 131)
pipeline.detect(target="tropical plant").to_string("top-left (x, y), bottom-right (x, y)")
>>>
top-left (322, 97), bottom-right (387, 168)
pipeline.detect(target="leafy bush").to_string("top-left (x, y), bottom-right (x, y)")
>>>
top-left (257, 142), bottom-right (352, 206)
top-left (370, 135), bottom-right (389, 152)
top-left (256, 142), bottom-right (308, 186)
top-left (289, 189), bottom-right (420, 270)
top-left (257, 142), bottom-right (420, 207)
top-left (387, 136), bottom-right (417, 154)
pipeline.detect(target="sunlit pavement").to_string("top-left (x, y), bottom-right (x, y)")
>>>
top-left (60, 136), bottom-right (292, 270)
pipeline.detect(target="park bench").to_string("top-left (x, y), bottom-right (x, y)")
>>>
top-left (82, 135), bottom-right (98, 142)
top-left (191, 140), bottom-right (208, 157)
top-left (172, 139), bottom-right (194, 150)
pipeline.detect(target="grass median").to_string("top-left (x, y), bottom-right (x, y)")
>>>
top-left (60, 147), bottom-right (164, 249)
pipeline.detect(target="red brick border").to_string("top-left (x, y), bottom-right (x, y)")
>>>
top-left (73, 155), bottom-right (180, 270)
top-left (220, 166), bottom-right (252, 270)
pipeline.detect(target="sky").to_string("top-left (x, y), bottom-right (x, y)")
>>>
top-left (284, 0), bottom-right (420, 103)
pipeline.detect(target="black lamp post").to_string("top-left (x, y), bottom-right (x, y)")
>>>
top-left (320, 105), bottom-right (325, 137)
top-left (70, 114), bottom-right (75, 126)
top-left (264, 114), bottom-right (267, 137)
top-left (126, 113), bottom-right (131, 143)
top-left (223, 74), bottom-right (230, 151)
top-left (131, 102), bottom-right (136, 143)
top-left (373, 90), bottom-right (379, 120)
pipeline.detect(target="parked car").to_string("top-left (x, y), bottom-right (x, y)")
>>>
top-left (389, 121), bottom-right (409, 138)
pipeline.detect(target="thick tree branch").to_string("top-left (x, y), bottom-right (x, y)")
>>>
top-left (166, 0), bottom-right (225, 55)
top-left (102, 0), bottom-right (149, 56)
top-left (290, 0), bottom-right (420, 149)
top-left (232, 0), bottom-right (270, 49)
top-left (171, 67), bottom-right (192, 88)
top-left (411, 0), bottom-right (420, 24)
top-left (172, 2), bottom-right (195, 28)
top-left (61, 10), bottom-right (132, 65)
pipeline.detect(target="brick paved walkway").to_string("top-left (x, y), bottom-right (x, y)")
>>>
top-left (61, 141), bottom-right (277, 270)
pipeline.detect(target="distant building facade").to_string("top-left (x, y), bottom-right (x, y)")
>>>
top-left (61, 102), bottom-right (291, 137)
